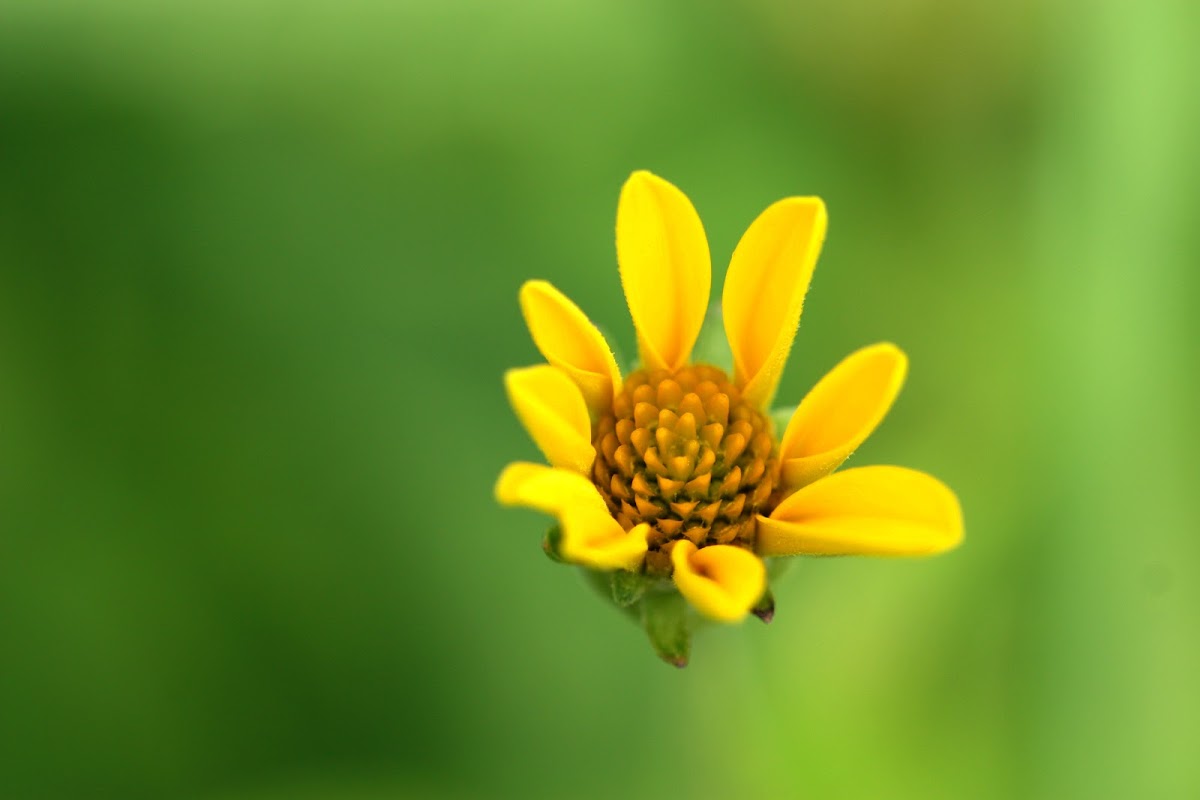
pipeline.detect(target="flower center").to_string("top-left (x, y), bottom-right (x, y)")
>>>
top-left (592, 364), bottom-right (779, 576)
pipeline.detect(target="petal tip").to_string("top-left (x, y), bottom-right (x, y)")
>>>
top-left (624, 169), bottom-right (663, 189)
top-left (779, 194), bottom-right (827, 214)
top-left (501, 365), bottom-right (528, 390)
top-left (870, 341), bottom-right (909, 389)
top-left (942, 494), bottom-right (966, 552)
top-left (517, 278), bottom-right (552, 307)
top-left (872, 341), bottom-right (909, 373)
top-left (766, 196), bottom-right (828, 236)
top-left (494, 462), bottom-right (534, 505)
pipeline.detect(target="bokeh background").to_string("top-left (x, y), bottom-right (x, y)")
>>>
top-left (2, 1), bottom-right (1199, 798)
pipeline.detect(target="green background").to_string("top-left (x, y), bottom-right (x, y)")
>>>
top-left (2, 1), bottom-right (1198, 798)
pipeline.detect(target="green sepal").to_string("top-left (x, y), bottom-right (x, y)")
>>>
top-left (610, 569), bottom-right (648, 608)
top-left (640, 589), bottom-right (691, 668)
top-left (692, 303), bottom-right (733, 372)
top-left (752, 587), bottom-right (776, 624)
top-left (753, 557), bottom-right (796, 623)
top-left (542, 525), bottom-right (566, 563)
top-left (579, 567), bottom-right (640, 623)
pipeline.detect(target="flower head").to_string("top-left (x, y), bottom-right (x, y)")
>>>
top-left (498, 171), bottom-right (962, 664)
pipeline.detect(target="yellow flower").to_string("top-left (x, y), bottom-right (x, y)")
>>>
top-left (497, 171), bottom-right (962, 659)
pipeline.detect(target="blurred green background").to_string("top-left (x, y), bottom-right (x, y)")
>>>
top-left (2, 1), bottom-right (1198, 798)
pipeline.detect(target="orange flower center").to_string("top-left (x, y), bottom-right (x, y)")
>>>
top-left (592, 365), bottom-right (779, 576)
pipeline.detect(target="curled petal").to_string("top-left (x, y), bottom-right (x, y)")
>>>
top-left (520, 280), bottom-right (622, 419)
top-left (496, 462), bottom-right (648, 570)
top-left (757, 466), bottom-right (963, 557)
top-left (616, 171), bottom-right (711, 371)
top-left (504, 365), bottom-right (596, 474)
top-left (670, 540), bottom-right (766, 623)
top-left (723, 197), bottom-right (827, 409)
top-left (779, 343), bottom-right (908, 492)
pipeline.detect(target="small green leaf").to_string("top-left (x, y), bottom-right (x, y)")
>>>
top-left (542, 525), bottom-right (565, 563)
top-left (579, 567), bottom-right (641, 623)
top-left (641, 590), bottom-right (691, 668)
top-left (610, 569), bottom-right (648, 608)
top-left (752, 587), bottom-right (776, 624)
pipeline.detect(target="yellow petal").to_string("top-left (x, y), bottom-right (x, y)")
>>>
top-left (495, 462), bottom-right (648, 571)
top-left (722, 196), bottom-right (828, 409)
top-left (505, 365), bottom-right (596, 474)
top-left (669, 540), bottom-right (766, 623)
top-left (616, 171), bottom-right (711, 371)
top-left (778, 343), bottom-right (908, 491)
top-left (756, 466), bottom-right (963, 557)
top-left (519, 280), bottom-right (622, 419)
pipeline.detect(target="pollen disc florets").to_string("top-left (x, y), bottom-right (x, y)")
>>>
top-left (592, 365), bottom-right (779, 576)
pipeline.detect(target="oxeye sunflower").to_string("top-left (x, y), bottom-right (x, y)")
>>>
top-left (497, 171), bottom-right (963, 665)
